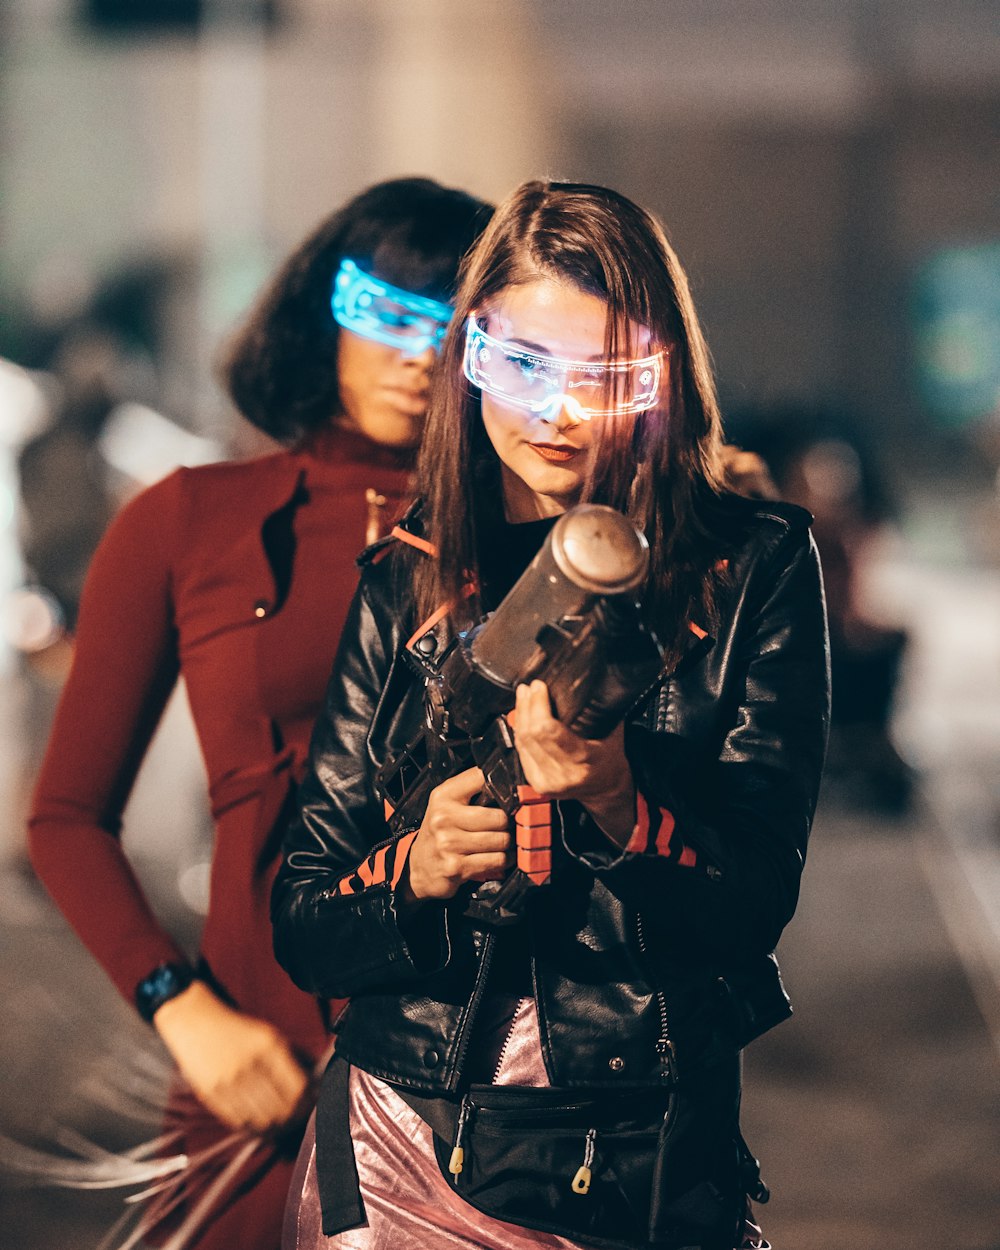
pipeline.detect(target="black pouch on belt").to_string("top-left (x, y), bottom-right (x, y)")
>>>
top-left (426, 1061), bottom-right (745, 1250)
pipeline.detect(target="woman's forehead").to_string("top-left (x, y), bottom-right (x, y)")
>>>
top-left (486, 278), bottom-right (652, 358)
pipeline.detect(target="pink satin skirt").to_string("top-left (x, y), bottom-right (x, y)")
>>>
top-left (283, 999), bottom-right (769, 1249)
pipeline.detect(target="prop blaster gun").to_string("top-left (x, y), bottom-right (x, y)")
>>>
top-left (375, 504), bottom-right (665, 926)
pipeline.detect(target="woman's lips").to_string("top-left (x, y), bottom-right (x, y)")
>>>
top-left (529, 443), bottom-right (580, 462)
top-left (384, 386), bottom-right (429, 413)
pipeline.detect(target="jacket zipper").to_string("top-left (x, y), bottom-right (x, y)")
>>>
top-left (311, 826), bottom-right (415, 902)
top-left (449, 928), bottom-right (496, 1089)
top-left (635, 910), bottom-right (677, 1083)
top-left (491, 995), bottom-right (527, 1084)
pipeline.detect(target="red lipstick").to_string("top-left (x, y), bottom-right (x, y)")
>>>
top-left (529, 443), bottom-right (580, 462)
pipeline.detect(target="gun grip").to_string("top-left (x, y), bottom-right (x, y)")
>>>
top-left (463, 870), bottom-right (540, 928)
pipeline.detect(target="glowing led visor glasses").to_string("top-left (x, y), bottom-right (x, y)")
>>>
top-left (332, 259), bottom-right (453, 354)
top-left (463, 318), bottom-right (663, 420)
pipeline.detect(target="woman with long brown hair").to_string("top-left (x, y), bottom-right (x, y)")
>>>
top-left (272, 179), bottom-right (830, 1250)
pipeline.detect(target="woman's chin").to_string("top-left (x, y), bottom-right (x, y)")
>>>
top-left (350, 406), bottom-right (424, 450)
top-left (524, 462), bottom-right (585, 502)
top-left (502, 465), bottom-right (583, 520)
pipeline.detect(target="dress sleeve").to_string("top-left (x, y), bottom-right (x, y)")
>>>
top-left (272, 568), bottom-right (451, 1000)
top-left (560, 524), bottom-right (831, 960)
top-left (27, 471), bottom-right (189, 1006)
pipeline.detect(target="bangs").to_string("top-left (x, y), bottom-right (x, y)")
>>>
top-left (361, 231), bottom-right (461, 302)
top-left (346, 193), bottom-right (492, 305)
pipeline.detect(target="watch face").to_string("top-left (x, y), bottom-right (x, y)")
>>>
top-left (135, 962), bottom-right (193, 1022)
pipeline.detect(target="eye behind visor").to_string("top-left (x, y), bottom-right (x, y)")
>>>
top-left (331, 258), bottom-right (453, 352)
top-left (463, 317), bottom-right (663, 417)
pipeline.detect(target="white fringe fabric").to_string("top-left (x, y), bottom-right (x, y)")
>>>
top-left (0, 1045), bottom-right (284, 1250)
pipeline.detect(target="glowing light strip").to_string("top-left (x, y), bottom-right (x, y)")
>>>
top-left (463, 317), bottom-right (663, 418)
top-left (466, 317), bottom-right (663, 375)
top-left (331, 258), bottom-right (453, 352)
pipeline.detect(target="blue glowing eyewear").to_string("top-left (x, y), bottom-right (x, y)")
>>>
top-left (331, 259), bottom-right (453, 354)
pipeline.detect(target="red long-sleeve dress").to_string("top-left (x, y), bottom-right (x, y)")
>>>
top-left (27, 422), bottom-right (414, 1249)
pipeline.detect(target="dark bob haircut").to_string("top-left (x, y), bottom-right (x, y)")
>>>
top-left (221, 177), bottom-right (493, 443)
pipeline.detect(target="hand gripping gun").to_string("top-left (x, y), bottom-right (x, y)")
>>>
top-left (375, 504), bottom-right (666, 926)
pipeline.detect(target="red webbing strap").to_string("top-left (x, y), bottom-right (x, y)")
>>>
top-left (389, 525), bottom-right (438, 558)
top-left (405, 581), bottom-right (477, 654)
top-left (515, 783), bottom-right (552, 886)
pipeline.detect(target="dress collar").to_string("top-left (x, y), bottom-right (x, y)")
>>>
top-left (295, 421), bottom-right (417, 477)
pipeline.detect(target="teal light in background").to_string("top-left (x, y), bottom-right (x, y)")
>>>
top-left (914, 242), bottom-right (1000, 429)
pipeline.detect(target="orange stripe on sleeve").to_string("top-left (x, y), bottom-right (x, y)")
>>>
top-left (626, 793), bottom-right (655, 853)
top-left (654, 809), bottom-right (676, 857)
top-left (625, 800), bottom-right (698, 867)
top-left (370, 844), bottom-right (391, 886)
top-left (390, 828), bottom-right (421, 890)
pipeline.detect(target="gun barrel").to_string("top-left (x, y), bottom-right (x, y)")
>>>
top-left (470, 505), bottom-right (649, 685)
top-left (550, 504), bottom-right (650, 594)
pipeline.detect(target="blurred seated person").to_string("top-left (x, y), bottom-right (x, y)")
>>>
top-left (726, 404), bottom-right (912, 813)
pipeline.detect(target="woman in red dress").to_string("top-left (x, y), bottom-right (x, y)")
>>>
top-left (27, 177), bottom-right (492, 1250)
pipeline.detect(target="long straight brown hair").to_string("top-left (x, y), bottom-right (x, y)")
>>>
top-left (414, 179), bottom-right (730, 664)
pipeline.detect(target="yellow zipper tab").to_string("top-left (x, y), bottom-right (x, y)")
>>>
top-left (571, 1128), bottom-right (597, 1194)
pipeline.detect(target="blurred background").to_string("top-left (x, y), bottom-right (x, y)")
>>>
top-left (1, 1), bottom-right (998, 1247)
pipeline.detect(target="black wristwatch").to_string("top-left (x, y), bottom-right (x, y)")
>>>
top-left (135, 961), bottom-right (196, 1023)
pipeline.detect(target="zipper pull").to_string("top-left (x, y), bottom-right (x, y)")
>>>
top-left (655, 1036), bottom-right (679, 1082)
top-left (448, 1095), bottom-right (473, 1179)
top-left (365, 487), bottom-right (388, 546)
top-left (571, 1128), bottom-right (597, 1194)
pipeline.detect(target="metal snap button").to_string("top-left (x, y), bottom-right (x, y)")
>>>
top-left (608, 1056), bottom-right (626, 1073)
top-left (423, 1048), bottom-right (440, 1068)
top-left (415, 633), bottom-right (437, 656)
top-left (253, 599), bottom-right (269, 619)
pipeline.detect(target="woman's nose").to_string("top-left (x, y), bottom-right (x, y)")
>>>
top-left (401, 342), bottom-right (438, 371)
top-left (539, 394), bottom-right (586, 429)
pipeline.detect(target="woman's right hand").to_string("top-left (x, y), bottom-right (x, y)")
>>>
top-left (403, 767), bottom-right (513, 905)
top-left (153, 980), bottom-right (311, 1133)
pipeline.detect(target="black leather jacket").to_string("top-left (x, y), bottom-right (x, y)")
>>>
top-left (272, 498), bottom-right (830, 1095)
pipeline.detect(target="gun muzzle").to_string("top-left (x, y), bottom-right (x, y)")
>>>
top-left (470, 504), bottom-right (649, 686)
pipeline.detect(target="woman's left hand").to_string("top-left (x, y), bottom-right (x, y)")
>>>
top-left (513, 680), bottom-right (636, 847)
